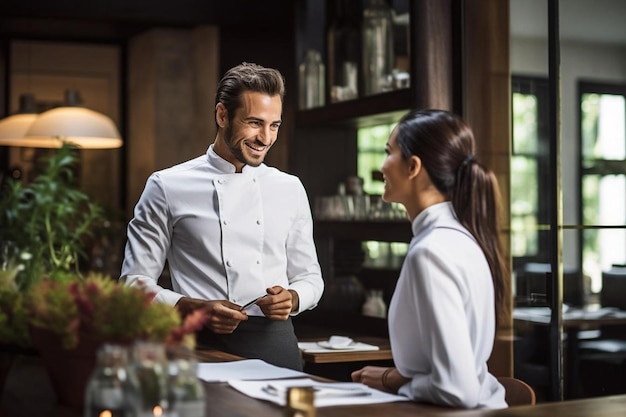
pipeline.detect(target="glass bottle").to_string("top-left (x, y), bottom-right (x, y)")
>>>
top-left (327, 0), bottom-right (360, 102)
top-left (167, 346), bottom-right (205, 417)
top-left (298, 49), bottom-right (325, 110)
top-left (361, 0), bottom-right (395, 96)
top-left (84, 344), bottom-right (138, 417)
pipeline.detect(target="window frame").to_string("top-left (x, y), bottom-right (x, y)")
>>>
top-left (511, 75), bottom-right (552, 271)
top-left (577, 80), bottom-right (626, 279)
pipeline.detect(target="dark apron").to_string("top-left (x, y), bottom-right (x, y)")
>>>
top-left (195, 316), bottom-right (303, 371)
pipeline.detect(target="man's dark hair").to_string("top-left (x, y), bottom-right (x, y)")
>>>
top-left (215, 62), bottom-right (285, 124)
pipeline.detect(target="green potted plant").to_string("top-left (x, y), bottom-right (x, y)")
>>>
top-left (0, 144), bottom-right (208, 409)
top-left (0, 142), bottom-right (103, 290)
top-left (0, 142), bottom-right (107, 348)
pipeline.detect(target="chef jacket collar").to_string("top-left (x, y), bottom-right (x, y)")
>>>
top-left (207, 144), bottom-right (261, 175)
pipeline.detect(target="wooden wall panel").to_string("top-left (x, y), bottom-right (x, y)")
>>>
top-left (464, 0), bottom-right (513, 377)
top-left (126, 27), bottom-right (219, 219)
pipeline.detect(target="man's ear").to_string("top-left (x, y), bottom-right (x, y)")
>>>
top-left (408, 155), bottom-right (422, 179)
top-left (216, 103), bottom-right (228, 128)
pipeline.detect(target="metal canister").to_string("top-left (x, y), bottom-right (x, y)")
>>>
top-left (284, 386), bottom-right (315, 417)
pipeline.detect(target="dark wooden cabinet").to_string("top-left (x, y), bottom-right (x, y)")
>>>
top-left (295, 218), bottom-right (413, 338)
top-left (291, 0), bottom-right (460, 337)
top-left (291, 0), bottom-right (459, 198)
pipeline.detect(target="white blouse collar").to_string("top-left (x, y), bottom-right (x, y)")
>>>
top-left (411, 201), bottom-right (456, 237)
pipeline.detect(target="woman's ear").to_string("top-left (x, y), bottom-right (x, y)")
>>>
top-left (408, 155), bottom-right (422, 179)
top-left (216, 103), bottom-right (228, 128)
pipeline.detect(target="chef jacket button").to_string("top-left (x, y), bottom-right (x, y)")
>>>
top-left (256, 260), bottom-right (260, 265)
top-left (256, 220), bottom-right (261, 225)
top-left (223, 220), bottom-right (227, 225)
top-left (253, 178), bottom-right (257, 183)
top-left (226, 260), bottom-right (231, 267)
top-left (218, 179), bottom-right (224, 184)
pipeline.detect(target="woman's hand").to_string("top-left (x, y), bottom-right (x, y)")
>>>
top-left (351, 366), bottom-right (408, 394)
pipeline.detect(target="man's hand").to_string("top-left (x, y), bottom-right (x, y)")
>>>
top-left (175, 297), bottom-right (248, 334)
top-left (255, 286), bottom-right (299, 320)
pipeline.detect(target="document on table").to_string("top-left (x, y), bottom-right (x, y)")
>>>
top-left (228, 378), bottom-right (410, 407)
top-left (197, 359), bottom-right (308, 382)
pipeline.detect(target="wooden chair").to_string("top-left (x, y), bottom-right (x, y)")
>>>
top-left (498, 376), bottom-right (536, 406)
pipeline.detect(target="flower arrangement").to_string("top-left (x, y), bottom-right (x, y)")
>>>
top-left (25, 272), bottom-right (207, 350)
top-left (22, 273), bottom-right (208, 411)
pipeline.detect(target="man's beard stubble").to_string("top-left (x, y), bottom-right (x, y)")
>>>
top-left (223, 124), bottom-right (268, 168)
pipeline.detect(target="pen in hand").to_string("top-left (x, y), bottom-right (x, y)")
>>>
top-left (240, 294), bottom-right (269, 310)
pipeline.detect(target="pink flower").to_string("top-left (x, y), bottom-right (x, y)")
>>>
top-left (166, 308), bottom-right (209, 346)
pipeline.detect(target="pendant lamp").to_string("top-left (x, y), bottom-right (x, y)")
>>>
top-left (22, 89), bottom-right (122, 149)
top-left (0, 93), bottom-right (39, 145)
top-left (0, 89), bottom-right (123, 149)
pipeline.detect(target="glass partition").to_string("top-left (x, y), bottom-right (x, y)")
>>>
top-left (511, 0), bottom-right (626, 402)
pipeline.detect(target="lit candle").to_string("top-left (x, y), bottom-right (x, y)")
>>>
top-left (99, 411), bottom-right (112, 417)
top-left (153, 406), bottom-right (163, 416)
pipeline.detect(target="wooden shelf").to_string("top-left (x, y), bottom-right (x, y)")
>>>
top-left (314, 219), bottom-right (412, 243)
top-left (295, 89), bottom-right (412, 128)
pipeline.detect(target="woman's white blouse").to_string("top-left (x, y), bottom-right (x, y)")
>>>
top-left (120, 145), bottom-right (324, 316)
top-left (389, 202), bottom-right (506, 408)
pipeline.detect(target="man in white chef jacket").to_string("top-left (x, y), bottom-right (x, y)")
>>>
top-left (120, 62), bottom-right (324, 370)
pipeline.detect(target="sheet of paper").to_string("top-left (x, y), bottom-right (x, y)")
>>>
top-left (298, 342), bottom-right (380, 353)
top-left (197, 359), bottom-right (308, 382)
top-left (228, 378), bottom-right (409, 407)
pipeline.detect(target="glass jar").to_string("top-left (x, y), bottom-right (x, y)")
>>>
top-left (327, 0), bottom-right (360, 102)
top-left (84, 344), bottom-right (138, 417)
top-left (361, 0), bottom-right (395, 96)
top-left (298, 49), bottom-right (325, 109)
top-left (167, 346), bottom-right (205, 417)
top-left (129, 341), bottom-right (169, 416)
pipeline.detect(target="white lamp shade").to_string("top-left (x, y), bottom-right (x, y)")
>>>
top-left (0, 113), bottom-right (39, 144)
top-left (23, 107), bottom-right (123, 149)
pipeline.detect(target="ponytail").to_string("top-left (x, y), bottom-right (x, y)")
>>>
top-left (396, 109), bottom-right (508, 325)
top-left (453, 159), bottom-right (509, 325)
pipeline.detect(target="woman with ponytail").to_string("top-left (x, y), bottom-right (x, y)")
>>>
top-left (351, 109), bottom-right (508, 409)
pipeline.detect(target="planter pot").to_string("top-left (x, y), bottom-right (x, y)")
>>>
top-left (28, 327), bottom-right (107, 411)
top-left (0, 348), bottom-right (15, 394)
top-left (0, 343), bottom-right (38, 394)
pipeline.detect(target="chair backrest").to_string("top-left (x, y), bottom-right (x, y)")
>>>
top-left (601, 266), bottom-right (626, 310)
top-left (497, 376), bottom-right (536, 406)
top-left (518, 262), bottom-right (584, 307)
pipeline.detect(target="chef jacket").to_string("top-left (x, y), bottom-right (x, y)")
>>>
top-left (120, 145), bottom-right (324, 316)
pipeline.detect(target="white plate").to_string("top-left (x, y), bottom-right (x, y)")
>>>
top-left (316, 341), bottom-right (359, 350)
